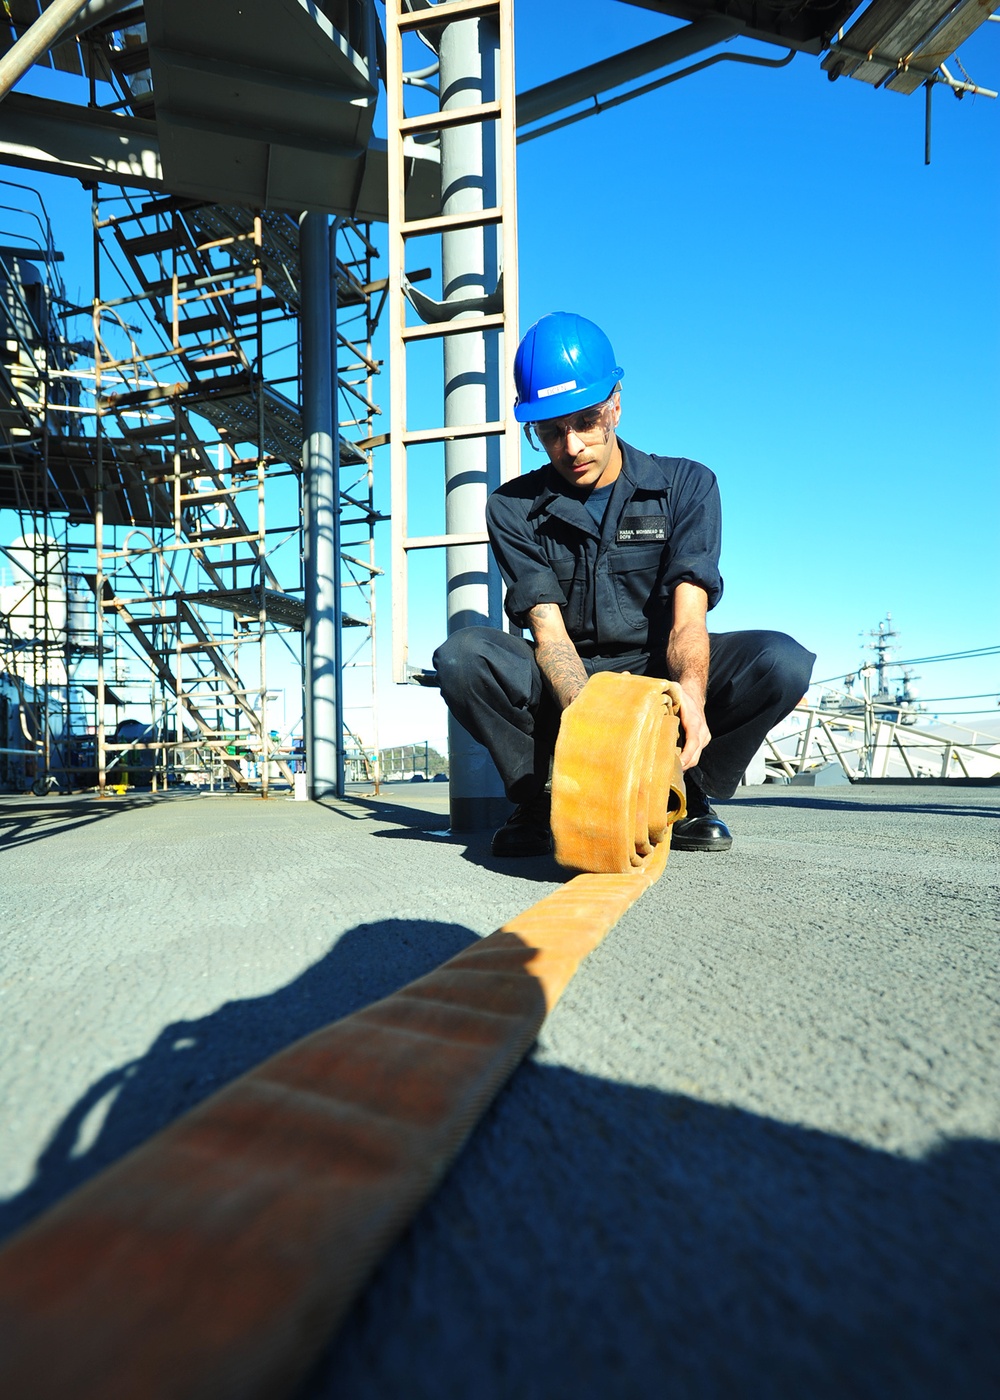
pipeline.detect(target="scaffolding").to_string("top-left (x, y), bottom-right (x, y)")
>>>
top-left (0, 177), bottom-right (86, 792)
top-left (0, 182), bottom-right (386, 795)
top-left (334, 217), bottom-right (387, 791)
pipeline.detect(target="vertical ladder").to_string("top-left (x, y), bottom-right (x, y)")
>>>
top-left (385, 0), bottom-right (519, 684)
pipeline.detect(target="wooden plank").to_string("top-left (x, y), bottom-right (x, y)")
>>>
top-left (354, 431), bottom-right (390, 450)
top-left (839, 0), bottom-right (953, 86)
top-left (888, 0), bottom-right (995, 93)
top-left (916, 0), bottom-right (997, 68)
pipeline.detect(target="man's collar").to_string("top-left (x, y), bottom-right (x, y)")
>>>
top-left (525, 464), bottom-right (600, 535)
top-left (618, 438), bottom-right (666, 490)
top-left (526, 467), bottom-right (576, 520)
top-left (526, 437), bottom-right (660, 520)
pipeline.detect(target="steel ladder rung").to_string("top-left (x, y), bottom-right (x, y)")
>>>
top-left (399, 101), bottom-right (501, 136)
top-left (401, 313), bottom-right (505, 342)
top-left (403, 532), bottom-right (489, 551)
top-left (402, 421), bottom-right (506, 445)
top-left (400, 208), bottom-right (503, 237)
top-left (397, 0), bottom-right (500, 30)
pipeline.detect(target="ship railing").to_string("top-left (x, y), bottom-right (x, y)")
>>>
top-left (764, 704), bottom-right (1000, 782)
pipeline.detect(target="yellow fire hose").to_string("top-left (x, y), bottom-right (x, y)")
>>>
top-left (0, 674), bottom-right (685, 1399)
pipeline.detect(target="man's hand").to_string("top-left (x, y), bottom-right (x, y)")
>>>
top-left (528, 602), bottom-right (588, 710)
top-left (666, 582), bottom-right (712, 771)
top-left (674, 684), bottom-right (712, 771)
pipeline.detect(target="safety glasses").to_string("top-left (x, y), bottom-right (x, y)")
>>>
top-left (525, 397), bottom-right (617, 452)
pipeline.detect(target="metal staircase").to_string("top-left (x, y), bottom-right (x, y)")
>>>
top-left (86, 190), bottom-right (302, 792)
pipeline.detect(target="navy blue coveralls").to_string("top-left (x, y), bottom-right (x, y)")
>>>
top-left (434, 438), bottom-right (814, 804)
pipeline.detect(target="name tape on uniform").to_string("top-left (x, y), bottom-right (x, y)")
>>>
top-left (616, 515), bottom-right (667, 544)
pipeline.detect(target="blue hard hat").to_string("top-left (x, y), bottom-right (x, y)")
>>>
top-left (513, 312), bottom-right (624, 422)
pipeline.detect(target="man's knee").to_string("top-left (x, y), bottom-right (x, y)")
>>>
top-left (753, 631), bottom-right (815, 705)
top-left (432, 627), bottom-right (494, 703)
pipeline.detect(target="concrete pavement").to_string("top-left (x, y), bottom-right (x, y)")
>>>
top-left (1, 783), bottom-right (997, 1397)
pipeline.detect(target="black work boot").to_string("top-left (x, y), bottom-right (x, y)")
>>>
top-left (491, 789), bottom-right (553, 857)
top-left (671, 777), bottom-right (733, 852)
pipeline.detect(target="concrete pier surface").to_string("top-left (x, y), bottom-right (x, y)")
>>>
top-left (1, 783), bottom-right (998, 1397)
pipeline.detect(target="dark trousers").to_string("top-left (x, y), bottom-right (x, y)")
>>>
top-left (433, 628), bottom-right (816, 803)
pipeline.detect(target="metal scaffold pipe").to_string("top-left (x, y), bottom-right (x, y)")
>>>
top-left (440, 11), bottom-right (509, 833)
top-left (0, 0), bottom-right (91, 103)
top-left (515, 16), bottom-right (741, 128)
top-left (301, 211), bottom-right (344, 800)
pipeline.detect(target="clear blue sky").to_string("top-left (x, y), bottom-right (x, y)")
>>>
top-left (511, 4), bottom-right (1000, 718)
top-left (399, 2), bottom-right (999, 744)
top-left (3, 4), bottom-right (998, 748)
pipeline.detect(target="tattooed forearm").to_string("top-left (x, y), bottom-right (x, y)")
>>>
top-left (528, 602), bottom-right (588, 710)
top-left (536, 637), bottom-right (588, 709)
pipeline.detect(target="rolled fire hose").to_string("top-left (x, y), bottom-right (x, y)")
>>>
top-left (0, 674), bottom-right (685, 1400)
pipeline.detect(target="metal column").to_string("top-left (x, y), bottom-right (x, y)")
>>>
top-left (301, 210), bottom-right (343, 799)
top-left (440, 13), bottom-right (507, 832)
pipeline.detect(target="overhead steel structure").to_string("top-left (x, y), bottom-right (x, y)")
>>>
top-left (0, 0), bottom-right (993, 812)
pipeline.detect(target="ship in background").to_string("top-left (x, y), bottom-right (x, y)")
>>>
top-left (757, 616), bottom-right (1000, 785)
top-left (818, 615), bottom-right (923, 727)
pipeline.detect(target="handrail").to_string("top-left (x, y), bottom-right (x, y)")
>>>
top-left (766, 702), bottom-right (1000, 781)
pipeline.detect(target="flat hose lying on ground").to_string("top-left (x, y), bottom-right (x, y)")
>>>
top-left (0, 674), bottom-right (685, 1400)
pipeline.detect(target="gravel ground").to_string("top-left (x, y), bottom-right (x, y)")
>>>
top-left (1, 783), bottom-right (997, 1397)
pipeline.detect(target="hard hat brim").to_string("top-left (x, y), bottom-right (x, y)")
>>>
top-left (513, 369), bottom-right (623, 423)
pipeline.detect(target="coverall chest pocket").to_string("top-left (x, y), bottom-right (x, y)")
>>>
top-left (607, 544), bottom-right (665, 631)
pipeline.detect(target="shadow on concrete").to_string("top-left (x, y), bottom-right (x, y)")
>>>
top-left (0, 794), bottom-right (165, 854)
top-left (306, 1075), bottom-right (1000, 1399)
top-left (0, 918), bottom-right (476, 1243)
top-left (3, 920), bottom-right (997, 1398)
top-left (321, 792), bottom-right (566, 884)
top-left (316, 794), bottom-right (451, 830)
top-left (732, 795), bottom-right (1000, 820)
top-left (370, 823), bottom-right (566, 884)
